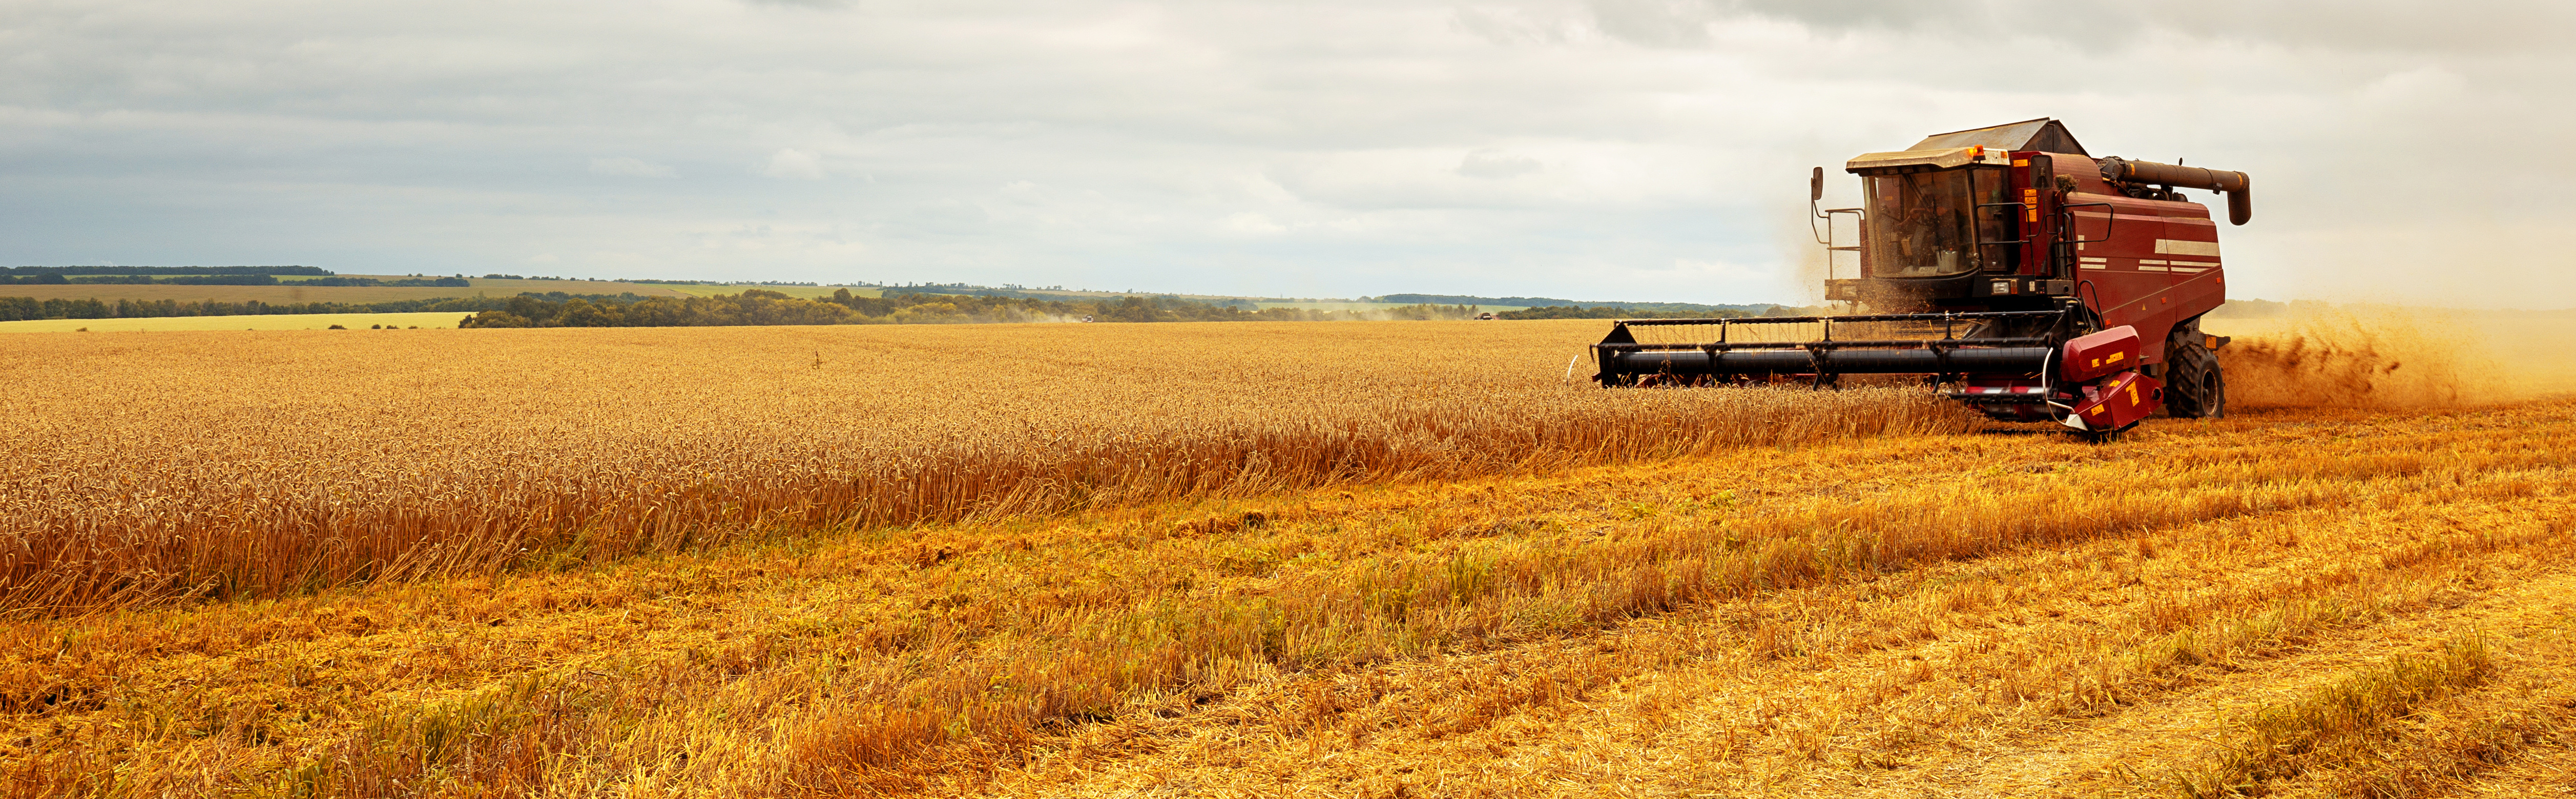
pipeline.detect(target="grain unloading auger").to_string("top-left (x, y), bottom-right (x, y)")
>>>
top-left (1595, 118), bottom-right (2252, 436)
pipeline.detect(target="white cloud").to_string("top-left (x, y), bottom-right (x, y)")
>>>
top-left (763, 149), bottom-right (824, 180)
top-left (589, 157), bottom-right (675, 178)
top-left (1217, 212), bottom-right (1287, 236)
top-left (1457, 149), bottom-right (1542, 179)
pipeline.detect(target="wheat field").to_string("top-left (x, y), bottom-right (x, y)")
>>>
top-left (0, 320), bottom-right (1964, 611)
top-left (6, 315), bottom-right (2574, 797)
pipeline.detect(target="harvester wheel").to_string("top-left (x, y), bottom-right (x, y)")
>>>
top-left (2164, 340), bottom-right (2227, 419)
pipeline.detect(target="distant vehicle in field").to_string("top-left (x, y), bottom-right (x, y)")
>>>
top-left (1593, 118), bottom-right (2252, 436)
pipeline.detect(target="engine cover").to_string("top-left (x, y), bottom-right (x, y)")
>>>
top-left (2061, 325), bottom-right (2142, 383)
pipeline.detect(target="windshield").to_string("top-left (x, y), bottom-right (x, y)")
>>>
top-left (1866, 168), bottom-right (2010, 277)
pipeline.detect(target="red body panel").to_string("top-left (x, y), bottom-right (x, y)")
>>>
top-left (2061, 325), bottom-right (2142, 383)
top-left (2048, 154), bottom-right (2227, 365)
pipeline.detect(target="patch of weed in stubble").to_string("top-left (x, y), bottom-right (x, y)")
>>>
top-left (2169, 633), bottom-right (2494, 798)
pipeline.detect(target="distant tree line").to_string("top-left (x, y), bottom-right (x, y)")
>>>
top-left (1, 265), bottom-right (334, 276)
top-left (0, 273), bottom-right (465, 287)
top-left (1372, 293), bottom-right (1792, 316)
top-left (295, 276), bottom-right (471, 287)
top-left (460, 290), bottom-right (1491, 327)
top-left (0, 296), bottom-right (510, 322)
top-left (0, 286), bottom-right (1795, 327)
top-left (1378, 293), bottom-right (1590, 307)
top-left (1496, 305), bottom-right (1756, 320)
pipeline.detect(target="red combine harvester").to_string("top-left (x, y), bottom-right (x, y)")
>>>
top-left (1594, 119), bottom-right (2251, 436)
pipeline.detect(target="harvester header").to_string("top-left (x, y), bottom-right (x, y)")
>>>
top-left (1595, 118), bottom-right (2253, 436)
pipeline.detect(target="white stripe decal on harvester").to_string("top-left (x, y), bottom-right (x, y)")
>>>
top-left (2170, 267), bottom-right (2207, 273)
top-left (2139, 264), bottom-right (2169, 272)
top-left (2155, 239), bottom-right (2220, 257)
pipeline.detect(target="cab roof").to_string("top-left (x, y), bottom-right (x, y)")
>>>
top-left (1909, 118), bottom-right (2089, 156)
top-left (1844, 118), bottom-right (2091, 175)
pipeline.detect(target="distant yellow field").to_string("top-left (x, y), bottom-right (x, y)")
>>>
top-left (0, 311), bottom-right (473, 333)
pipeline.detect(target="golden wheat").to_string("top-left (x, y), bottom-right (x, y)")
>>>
top-left (13, 395), bottom-right (2576, 797)
top-left (0, 320), bottom-right (1968, 610)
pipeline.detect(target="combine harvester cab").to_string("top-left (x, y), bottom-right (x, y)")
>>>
top-left (1595, 118), bottom-right (2252, 437)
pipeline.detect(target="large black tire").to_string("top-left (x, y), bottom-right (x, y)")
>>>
top-left (2164, 333), bottom-right (2227, 419)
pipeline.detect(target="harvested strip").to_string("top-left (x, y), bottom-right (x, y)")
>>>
top-left (8, 400), bottom-right (2575, 796)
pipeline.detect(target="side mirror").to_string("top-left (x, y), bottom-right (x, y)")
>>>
top-left (1810, 167), bottom-right (1824, 202)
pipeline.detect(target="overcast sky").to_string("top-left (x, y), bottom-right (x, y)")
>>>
top-left (4, 1), bottom-right (2569, 305)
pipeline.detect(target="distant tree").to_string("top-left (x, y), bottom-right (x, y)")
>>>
top-left (461, 311), bottom-right (533, 328)
top-left (554, 299), bottom-right (612, 327)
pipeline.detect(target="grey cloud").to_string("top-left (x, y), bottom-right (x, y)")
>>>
top-left (763, 149), bottom-right (825, 180)
top-left (1563, 0), bottom-right (2576, 55)
top-left (591, 157), bottom-right (676, 178)
top-left (1587, 0), bottom-right (1717, 48)
top-left (1711, 0), bottom-right (2575, 53)
top-left (0, 0), bottom-right (2568, 305)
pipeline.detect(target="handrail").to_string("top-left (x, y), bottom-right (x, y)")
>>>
top-left (2062, 201), bottom-right (2117, 244)
top-left (1813, 203), bottom-right (1866, 281)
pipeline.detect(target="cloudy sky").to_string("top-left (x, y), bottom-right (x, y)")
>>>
top-left (4, 1), bottom-right (2569, 305)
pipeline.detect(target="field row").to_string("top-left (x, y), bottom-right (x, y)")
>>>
top-left (10, 399), bottom-right (2573, 796)
top-left (1007, 405), bottom-right (2576, 798)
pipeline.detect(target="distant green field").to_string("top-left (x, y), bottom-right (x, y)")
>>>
top-left (660, 284), bottom-right (877, 299)
top-left (0, 312), bottom-right (475, 334)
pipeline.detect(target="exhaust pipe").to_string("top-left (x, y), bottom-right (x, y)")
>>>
top-left (2099, 156), bottom-right (2252, 226)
